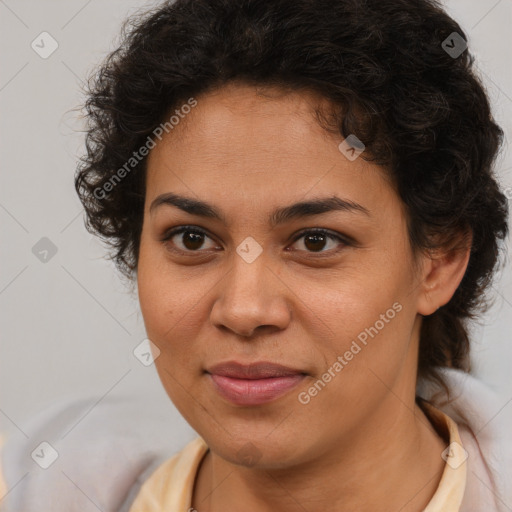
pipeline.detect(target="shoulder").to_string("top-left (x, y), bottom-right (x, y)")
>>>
top-left (0, 395), bottom-right (185, 512)
top-left (129, 437), bottom-right (209, 511)
top-left (418, 368), bottom-right (512, 512)
top-left (0, 436), bottom-right (8, 511)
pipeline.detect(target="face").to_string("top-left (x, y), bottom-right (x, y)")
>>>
top-left (137, 82), bottom-right (428, 469)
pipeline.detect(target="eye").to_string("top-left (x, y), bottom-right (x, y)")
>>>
top-left (160, 226), bottom-right (218, 254)
top-left (288, 228), bottom-right (348, 254)
top-left (160, 226), bottom-right (350, 256)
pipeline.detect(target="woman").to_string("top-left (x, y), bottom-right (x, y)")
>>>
top-left (72, 0), bottom-right (510, 510)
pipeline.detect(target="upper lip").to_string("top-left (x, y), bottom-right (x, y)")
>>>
top-left (206, 361), bottom-right (306, 379)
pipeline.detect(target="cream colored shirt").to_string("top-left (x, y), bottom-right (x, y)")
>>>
top-left (129, 404), bottom-right (467, 511)
top-left (0, 436), bottom-right (7, 511)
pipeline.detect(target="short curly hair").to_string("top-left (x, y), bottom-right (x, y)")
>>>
top-left (75, 0), bottom-right (509, 391)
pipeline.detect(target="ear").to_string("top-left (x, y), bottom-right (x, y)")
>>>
top-left (416, 231), bottom-right (473, 316)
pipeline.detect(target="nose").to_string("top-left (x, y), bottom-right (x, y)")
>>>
top-left (209, 251), bottom-right (292, 338)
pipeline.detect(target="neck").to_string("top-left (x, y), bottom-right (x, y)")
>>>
top-left (192, 395), bottom-right (447, 512)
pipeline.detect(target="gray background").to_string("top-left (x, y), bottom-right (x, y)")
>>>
top-left (1, 0), bottom-right (511, 445)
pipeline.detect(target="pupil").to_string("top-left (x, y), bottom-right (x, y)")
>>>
top-left (305, 234), bottom-right (326, 252)
top-left (184, 231), bottom-right (204, 250)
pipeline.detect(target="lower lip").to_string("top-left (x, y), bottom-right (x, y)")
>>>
top-left (208, 373), bottom-right (306, 406)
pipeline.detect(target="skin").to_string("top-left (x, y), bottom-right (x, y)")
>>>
top-left (137, 81), bottom-right (471, 512)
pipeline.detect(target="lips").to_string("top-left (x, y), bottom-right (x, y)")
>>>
top-left (206, 361), bottom-right (307, 406)
top-left (207, 361), bottom-right (305, 379)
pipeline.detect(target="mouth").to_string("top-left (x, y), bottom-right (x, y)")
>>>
top-left (205, 361), bottom-right (307, 406)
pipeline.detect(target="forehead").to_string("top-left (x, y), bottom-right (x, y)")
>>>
top-left (159, 83), bottom-right (338, 158)
top-left (145, 83), bottom-right (398, 218)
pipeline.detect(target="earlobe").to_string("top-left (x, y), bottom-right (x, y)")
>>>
top-left (416, 234), bottom-right (472, 316)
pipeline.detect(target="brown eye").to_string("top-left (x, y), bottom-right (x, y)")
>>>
top-left (179, 230), bottom-right (207, 250)
top-left (161, 226), bottom-right (218, 253)
top-left (289, 229), bottom-right (348, 254)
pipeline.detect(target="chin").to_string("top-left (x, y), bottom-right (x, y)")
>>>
top-left (202, 430), bottom-right (308, 470)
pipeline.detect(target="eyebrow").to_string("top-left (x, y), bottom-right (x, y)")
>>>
top-left (149, 192), bottom-right (371, 227)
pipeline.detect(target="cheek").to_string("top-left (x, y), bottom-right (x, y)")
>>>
top-left (300, 263), bottom-right (413, 401)
top-left (299, 259), bottom-right (408, 349)
top-left (138, 248), bottom-right (181, 379)
top-left (137, 241), bottom-right (209, 378)
top-left (137, 236), bottom-right (188, 336)
top-left (137, 256), bottom-right (203, 408)
top-left (318, 292), bottom-right (408, 384)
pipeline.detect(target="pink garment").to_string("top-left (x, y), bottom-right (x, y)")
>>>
top-left (417, 368), bottom-right (512, 512)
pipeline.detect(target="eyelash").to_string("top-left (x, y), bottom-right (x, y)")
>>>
top-left (159, 225), bottom-right (351, 257)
